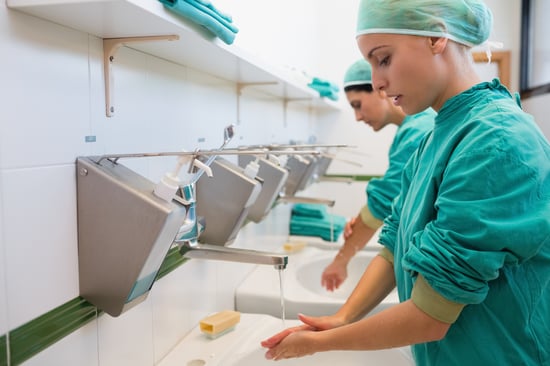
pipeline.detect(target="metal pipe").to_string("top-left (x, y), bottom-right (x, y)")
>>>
top-left (177, 242), bottom-right (288, 270)
top-left (277, 194), bottom-right (335, 207)
top-left (95, 148), bottom-right (321, 164)
top-left (240, 143), bottom-right (351, 150)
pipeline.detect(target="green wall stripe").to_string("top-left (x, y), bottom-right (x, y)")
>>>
top-left (6, 248), bottom-right (187, 365)
top-left (323, 174), bottom-right (378, 182)
top-left (156, 246), bottom-right (188, 280)
top-left (0, 334), bottom-right (7, 366)
top-left (9, 297), bottom-right (97, 365)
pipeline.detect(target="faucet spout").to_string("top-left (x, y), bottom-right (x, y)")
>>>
top-left (278, 194), bottom-right (335, 207)
top-left (177, 241), bottom-right (288, 270)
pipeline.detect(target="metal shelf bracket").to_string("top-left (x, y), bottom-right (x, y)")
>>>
top-left (103, 35), bottom-right (179, 117)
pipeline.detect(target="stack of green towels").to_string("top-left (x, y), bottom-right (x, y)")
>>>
top-left (289, 203), bottom-right (346, 242)
top-left (159, 0), bottom-right (239, 45)
top-left (307, 77), bottom-right (340, 101)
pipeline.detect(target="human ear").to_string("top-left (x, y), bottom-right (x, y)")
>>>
top-left (428, 37), bottom-right (448, 54)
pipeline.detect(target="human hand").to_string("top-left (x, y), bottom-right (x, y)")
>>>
top-left (263, 329), bottom-right (318, 360)
top-left (298, 313), bottom-right (346, 330)
top-left (261, 313), bottom-right (346, 360)
top-left (321, 260), bottom-right (348, 291)
top-left (260, 323), bottom-right (314, 350)
top-left (343, 217), bottom-right (357, 240)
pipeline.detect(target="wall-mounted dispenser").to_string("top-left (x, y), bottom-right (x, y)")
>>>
top-left (312, 155), bottom-right (333, 181)
top-left (76, 156), bottom-right (188, 317)
top-left (237, 155), bottom-right (289, 223)
top-left (195, 157), bottom-right (262, 246)
top-left (282, 155), bottom-right (317, 196)
top-left (74, 128), bottom-right (327, 316)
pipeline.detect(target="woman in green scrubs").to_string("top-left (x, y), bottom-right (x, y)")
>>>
top-left (321, 59), bottom-right (435, 292)
top-left (262, 1), bottom-right (550, 364)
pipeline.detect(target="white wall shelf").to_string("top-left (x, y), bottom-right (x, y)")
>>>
top-left (7, 0), bottom-right (341, 114)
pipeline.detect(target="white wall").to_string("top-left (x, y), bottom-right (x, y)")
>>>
top-left (523, 94), bottom-right (550, 139)
top-left (0, 0), bottom-right (535, 365)
top-left (0, 2), bottom-right (342, 365)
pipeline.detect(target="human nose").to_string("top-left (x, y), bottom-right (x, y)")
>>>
top-left (372, 71), bottom-right (387, 92)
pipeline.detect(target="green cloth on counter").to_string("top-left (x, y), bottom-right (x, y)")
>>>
top-left (289, 203), bottom-right (346, 242)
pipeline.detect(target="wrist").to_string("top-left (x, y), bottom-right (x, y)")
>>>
top-left (334, 248), bottom-right (353, 265)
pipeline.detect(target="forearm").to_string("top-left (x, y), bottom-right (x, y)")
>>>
top-left (336, 254), bottom-right (396, 322)
top-left (336, 213), bottom-right (378, 264)
top-left (318, 300), bottom-right (451, 352)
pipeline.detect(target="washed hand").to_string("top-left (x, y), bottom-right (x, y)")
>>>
top-left (261, 313), bottom-right (347, 361)
top-left (321, 260), bottom-right (348, 291)
top-left (263, 329), bottom-right (319, 360)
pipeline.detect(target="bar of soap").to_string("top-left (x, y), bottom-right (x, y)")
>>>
top-left (283, 241), bottom-right (307, 253)
top-left (199, 310), bottom-right (241, 339)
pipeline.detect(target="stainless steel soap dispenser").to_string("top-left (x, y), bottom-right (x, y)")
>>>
top-left (195, 157), bottom-right (262, 246)
top-left (282, 155), bottom-right (317, 196)
top-left (238, 155), bottom-right (288, 223)
top-left (76, 157), bottom-right (188, 317)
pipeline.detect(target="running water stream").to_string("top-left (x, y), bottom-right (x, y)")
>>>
top-left (278, 267), bottom-right (286, 326)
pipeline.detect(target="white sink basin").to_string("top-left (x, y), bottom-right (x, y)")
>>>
top-left (236, 246), bottom-right (400, 319)
top-left (158, 313), bottom-right (414, 366)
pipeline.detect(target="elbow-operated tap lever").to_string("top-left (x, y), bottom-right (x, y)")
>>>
top-left (277, 194), bottom-right (335, 207)
top-left (176, 241), bottom-right (288, 270)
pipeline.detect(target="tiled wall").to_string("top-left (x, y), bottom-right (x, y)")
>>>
top-left (0, 3), bottom-right (336, 365)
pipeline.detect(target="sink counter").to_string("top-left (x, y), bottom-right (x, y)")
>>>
top-left (158, 313), bottom-right (413, 366)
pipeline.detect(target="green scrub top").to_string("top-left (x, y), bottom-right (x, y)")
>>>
top-left (379, 79), bottom-right (550, 365)
top-left (366, 109), bottom-right (436, 220)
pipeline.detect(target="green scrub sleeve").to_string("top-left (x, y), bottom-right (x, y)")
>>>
top-left (366, 110), bottom-right (435, 220)
top-left (376, 248), bottom-right (465, 323)
top-left (359, 204), bottom-right (383, 229)
top-left (411, 274), bottom-right (465, 324)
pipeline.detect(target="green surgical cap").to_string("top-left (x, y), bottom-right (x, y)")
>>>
top-left (343, 59), bottom-right (372, 88)
top-left (356, 0), bottom-right (493, 47)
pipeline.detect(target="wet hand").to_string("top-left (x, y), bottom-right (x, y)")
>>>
top-left (263, 329), bottom-right (318, 360)
top-left (260, 323), bottom-right (313, 349)
top-left (321, 261), bottom-right (348, 291)
top-left (298, 313), bottom-right (346, 331)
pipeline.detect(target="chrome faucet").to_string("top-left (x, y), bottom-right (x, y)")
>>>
top-left (176, 241), bottom-right (288, 270)
top-left (277, 194), bottom-right (335, 207)
top-left (172, 177), bottom-right (288, 269)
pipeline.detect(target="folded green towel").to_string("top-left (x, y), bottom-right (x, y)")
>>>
top-left (159, 0), bottom-right (239, 45)
top-left (290, 212), bottom-right (346, 242)
top-left (290, 215), bottom-right (346, 230)
top-left (307, 77), bottom-right (340, 101)
top-left (193, 0), bottom-right (233, 22)
top-left (291, 203), bottom-right (327, 219)
top-left (309, 77), bottom-right (340, 92)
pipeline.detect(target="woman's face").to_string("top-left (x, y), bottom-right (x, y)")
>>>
top-left (345, 89), bottom-right (392, 131)
top-left (357, 33), bottom-right (444, 115)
